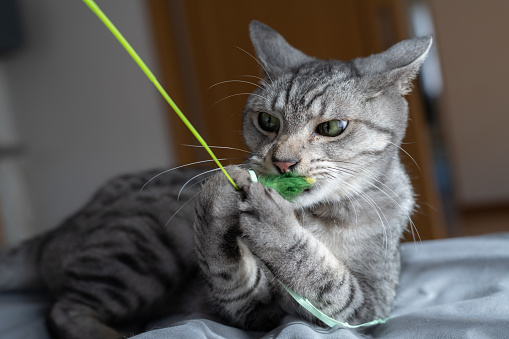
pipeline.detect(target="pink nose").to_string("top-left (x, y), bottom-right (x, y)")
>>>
top-left (273, 161), bottom-right (297, 173)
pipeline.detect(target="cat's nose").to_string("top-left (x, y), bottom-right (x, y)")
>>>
top-left (272, 159), bottom-right (298, 173)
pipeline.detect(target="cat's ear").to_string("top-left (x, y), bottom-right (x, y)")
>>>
top-left (249, 20), bottom-right (314, 76)
top-left (354, 35), bottom-right (432, 95)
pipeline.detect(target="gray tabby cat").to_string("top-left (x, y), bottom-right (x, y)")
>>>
top-left (0, 21), bottom-right (430, 339)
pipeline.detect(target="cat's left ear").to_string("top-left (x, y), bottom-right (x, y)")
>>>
top-left (249, 20), bottom-right (315, 76)
top-left (355, 35), bottom-right (432, 95)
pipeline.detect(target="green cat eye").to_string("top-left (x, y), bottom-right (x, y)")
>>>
top-left (317, 120), bottom-right (348, 137)
top-left (258, 112), bottom-right (280, 133)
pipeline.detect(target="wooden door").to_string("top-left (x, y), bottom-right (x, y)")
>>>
top-left (146, 0), bottom-right (446, 240)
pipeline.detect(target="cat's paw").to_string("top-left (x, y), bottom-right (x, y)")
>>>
top-left (197, 165), bottom-right (250, 218)
top-left (226, 166), bottom-right (253, 190)
top-left (194, 165), bottom-right (253, 242)
top-left (238, 182), bottom-right (295, 249)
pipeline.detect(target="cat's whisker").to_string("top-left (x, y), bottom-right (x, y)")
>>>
top-left (359, 192), bottom-right (391, 250)
top-left (211, 93), bottom-right (269, 108)
top-left (177, 163), bottom-right (250, 200)
top-left (181, 144), bottom-right (251, 154)
top-left (326, 159), bottom-right (391, 181)
top-left (326, 168), bottom-right (392, 249)
top-left (165, 192), bottom-right (200, 227)
top-left (177, 168), bottom-right (223, 201)
top-left (329, 175), bottom-right (391, 249)
top-left (234, 45), bottom-right (274, 84)
top-left (185, 176), bottom-right (210, 191)
top-left (206, 79), bottom-right (265, 92)
top-left (388, 142), bottom-right (421, 173)
top-left (140, 159), bottom-right (230, 192)
top-left (344, 193), bottom-right (359, 229)
top-left (331, 165), bottom-right (420, 246)
top-left (352, 164), bottom-right (421, 244)
top-left (327, 167), bottom-right (391, 224)
top-left (240, 74), bottom-right (269, 84)
top-left (326, 165), bottom-right (396, 206)
top-left (328, 164), bottom-right (421, 244)
top-left (313, 168), bottom-right (336, 181)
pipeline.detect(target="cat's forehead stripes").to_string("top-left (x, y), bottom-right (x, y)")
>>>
top-left (303, 83), bottom-right (333, 111)
top-left (267, 62), bottom-right (358, 117)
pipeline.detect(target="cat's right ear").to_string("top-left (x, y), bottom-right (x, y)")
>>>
top-left (249, 20), bottom-right (314, 76)
top-left (354, 35), bottom-right (433, 95)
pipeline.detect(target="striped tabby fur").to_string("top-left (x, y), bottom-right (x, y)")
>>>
top-left (0, 21), bottom-right (431, 338)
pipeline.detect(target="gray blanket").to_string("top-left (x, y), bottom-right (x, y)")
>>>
top-left (2, 233), bottom-right (508, 338)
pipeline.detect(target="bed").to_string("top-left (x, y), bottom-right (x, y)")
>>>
top-left (1, 233), bottom-right (508, 339)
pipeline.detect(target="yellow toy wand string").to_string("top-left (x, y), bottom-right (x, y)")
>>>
top-left (81, 0), bottom-right (238, 190)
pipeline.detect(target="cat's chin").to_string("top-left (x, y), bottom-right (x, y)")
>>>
top-left (292, 182), bottom-right (348, 209)
top-left (292, 186), bottom-right (327, 209)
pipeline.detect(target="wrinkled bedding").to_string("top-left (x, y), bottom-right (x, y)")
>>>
top-left (1, 233), bottom-right (508, 339)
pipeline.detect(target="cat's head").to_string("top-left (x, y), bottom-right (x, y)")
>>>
top-left (243, 21), bottom-right (431, 208)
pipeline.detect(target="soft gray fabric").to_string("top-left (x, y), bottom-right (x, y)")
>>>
top-left (0, 291), bottom-right (51, 339)
top-left (1, 233), bottom-right (508, 339)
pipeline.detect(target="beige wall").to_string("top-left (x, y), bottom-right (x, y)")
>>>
top-left (429, 0), bottom-right (509, 207)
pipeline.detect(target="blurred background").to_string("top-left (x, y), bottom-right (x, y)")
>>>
top-left (0, 0), bottom-right (508, 246)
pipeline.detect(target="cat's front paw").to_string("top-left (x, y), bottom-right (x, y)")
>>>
top-left (196, 165), bottom-right (251, 224)
top-left (194, 165), bottom-right (253, 260)
top-left (238, 182), bottom-right (296, 251)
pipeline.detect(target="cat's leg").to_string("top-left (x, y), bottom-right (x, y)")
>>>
top-left (41, 213), bottom-right (194, 339)
top-left (194, 166), bottom-right (285, 329)
top-left (48, 299), bottom-right (121, 339)
top-left (238, 182), bottom-right (369, 324)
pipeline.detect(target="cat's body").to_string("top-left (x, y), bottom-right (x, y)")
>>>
top-left (1, 169), bottom-right (211, 337)
top-left (0, 21), bottom-right (430, 339)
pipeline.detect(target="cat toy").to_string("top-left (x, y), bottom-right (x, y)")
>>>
top-left (81, 0), bottom-right (389, 328)
top-left (253, 171), bottom-right (316, 202)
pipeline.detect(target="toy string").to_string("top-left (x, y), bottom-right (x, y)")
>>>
top-left (81, 0), bottom-right (238, 190)
top-left (280, 282), bottom-right (390, 328)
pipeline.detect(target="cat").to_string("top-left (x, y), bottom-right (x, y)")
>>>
top-left (0, 20), bottom-right (431, 339)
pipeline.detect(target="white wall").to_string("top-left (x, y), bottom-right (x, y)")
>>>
top-left (430, 0), bottom-right (509, 206)
top-left (0, 0), bottom-right (174, 243)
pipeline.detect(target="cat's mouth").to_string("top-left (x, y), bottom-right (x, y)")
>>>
top-left (302, 185), bottom-right (316, 195)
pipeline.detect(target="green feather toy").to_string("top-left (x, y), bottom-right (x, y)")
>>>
top-left (256, 172), bottom-right (315, 202)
